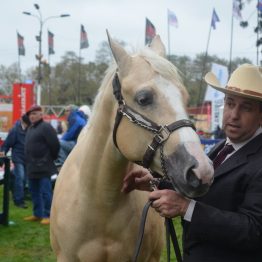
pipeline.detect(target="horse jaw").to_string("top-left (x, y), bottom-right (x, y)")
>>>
top-left (106, 30), bottom-right (131, 77)
top-left (148, 35), bottom-right (166, 57)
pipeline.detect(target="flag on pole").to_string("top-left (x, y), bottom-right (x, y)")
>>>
top-left (233, 0), bottom-right (243, 20)
top-left (48, 30), bottom-right (55, 55)
top-left (17, 32), bottom-right (25, 56)
top-left (168, 9), bottom-right (178, 27)
top-left (145, 18), bottom-right (156, 45)
top-left (80, 24), bottom-right (89, 49)
top-left (211, 9), bottom-right (220, 30)
top-left (257, 0), bottom-right (262, 12)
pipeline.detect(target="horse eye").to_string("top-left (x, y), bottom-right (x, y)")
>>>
top-left (135, 91), bottom-right (153, 106)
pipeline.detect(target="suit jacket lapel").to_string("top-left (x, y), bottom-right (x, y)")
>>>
top-left (214, 148), bottom-right (247, 177)
top-left (209, 134), bottom-right (262, 178)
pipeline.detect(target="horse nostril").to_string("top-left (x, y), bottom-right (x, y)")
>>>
top-left (186, 169), bottom-right (201, 188)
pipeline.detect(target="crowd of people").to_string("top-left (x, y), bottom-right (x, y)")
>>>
top-left (0, 103), bottom-right (90, 225)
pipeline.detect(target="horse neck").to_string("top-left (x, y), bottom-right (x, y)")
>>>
top-left (79, 87), bottom-right (131, 203)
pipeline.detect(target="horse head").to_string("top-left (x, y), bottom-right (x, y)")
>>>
top-left (107, 31), bottom-right (214, 198)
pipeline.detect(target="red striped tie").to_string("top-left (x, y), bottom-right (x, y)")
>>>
top-left (213, 144), bottom-right (234, 169)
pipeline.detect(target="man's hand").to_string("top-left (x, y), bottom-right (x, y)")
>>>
top-left (150, 190), bottom-right (190, 218)
top-left (121, 168), bottom-right (153, 193)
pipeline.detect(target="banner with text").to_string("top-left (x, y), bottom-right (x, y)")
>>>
top-left (204, 63), bottom-right (228, 132)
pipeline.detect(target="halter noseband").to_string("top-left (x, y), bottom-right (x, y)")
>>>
top-left (112, 73), bottom-right (196, 176)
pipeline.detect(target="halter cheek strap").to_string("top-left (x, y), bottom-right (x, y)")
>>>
top-left (112, 73), bottom-right (196, 175)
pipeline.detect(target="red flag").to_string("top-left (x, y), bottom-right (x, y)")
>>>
top-left (17, 32), bottom-right (25, 56)
top-left (48, 30), bottom-right (55, 55)
top-left (145, 18), bottom-right (156, 45)
top-left (80, 24), bottom-right (89, 49)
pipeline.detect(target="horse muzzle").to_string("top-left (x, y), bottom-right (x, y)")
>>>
top-left (165, 144), bottom-right (214, 198)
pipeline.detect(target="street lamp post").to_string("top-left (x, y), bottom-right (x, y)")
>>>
top-left (23, 5), bottom-right (70, 105)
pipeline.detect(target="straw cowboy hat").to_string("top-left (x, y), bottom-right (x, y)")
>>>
top-left (204, 64), bottom-right (262, 101)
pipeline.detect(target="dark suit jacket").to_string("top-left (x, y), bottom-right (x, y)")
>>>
top-left (182, 133), bottom-right (262, 262)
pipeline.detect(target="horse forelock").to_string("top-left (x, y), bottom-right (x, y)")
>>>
top-left (138, 48), bottom-right (189, 104)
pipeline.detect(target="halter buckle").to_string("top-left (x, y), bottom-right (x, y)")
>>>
top-left (156, 126), bottom-right (170, 144)
top-left (118, 104), bottom-right (137, 123)
top-left (122, 111), bottom-right (135, 122)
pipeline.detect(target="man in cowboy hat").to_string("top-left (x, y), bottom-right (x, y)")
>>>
top-left (121, 64), bottom-right (262, 261)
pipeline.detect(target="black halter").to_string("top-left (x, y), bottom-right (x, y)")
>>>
top-left (112, 73), bottom-right (196, 176)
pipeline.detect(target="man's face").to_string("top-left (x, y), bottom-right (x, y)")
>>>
top-left (28, 111), bottom-right (42, 124)
top-left (222, 95), bottom-right (262, 143)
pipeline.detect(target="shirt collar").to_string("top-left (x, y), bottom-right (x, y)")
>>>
top-left (226, 127), bottom-right (262, 151)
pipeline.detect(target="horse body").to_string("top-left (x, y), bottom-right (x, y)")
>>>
top-left (50, 33), bottom-right (213, 261)
top-left (51, 67), bottom-right (163, 262)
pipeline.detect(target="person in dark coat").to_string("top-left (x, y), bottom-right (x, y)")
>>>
top-left (213, 125), bottom-right (226, 139)
top-left (23, 105), bottom-right (60, 225)
top-left (0, 114), bottom-right (30, 208)
top-left (121, 64), bottom-right (262, 262)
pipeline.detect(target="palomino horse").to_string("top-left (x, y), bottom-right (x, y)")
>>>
top-left (50, 32), bottom-right (214, 262)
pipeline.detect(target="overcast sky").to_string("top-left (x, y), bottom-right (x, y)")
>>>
top-left (0, 0), bottom-right (259, 73)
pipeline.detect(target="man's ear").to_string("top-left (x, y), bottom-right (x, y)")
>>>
top-left (259, 110), bottom-right (262, 126)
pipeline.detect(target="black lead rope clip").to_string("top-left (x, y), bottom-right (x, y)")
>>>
top-left (149, 170), bottom-right (175, 191)
top-left (149, 178), bottom-right (162, 191)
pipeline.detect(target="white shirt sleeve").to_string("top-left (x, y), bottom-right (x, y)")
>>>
top-left (183, 199), bottom-right (196, 222)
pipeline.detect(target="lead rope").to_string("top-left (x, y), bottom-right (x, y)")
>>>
top-left (166, 218), bottom-right (183, 262)
top-left (132, 199), bottom-right (182, 262)
top-left (132, 200), bottom-right (153, 262)
top-left (132, 146), bottom-right (182, 262)
top-left (160, 144), bottom-right (182, 262)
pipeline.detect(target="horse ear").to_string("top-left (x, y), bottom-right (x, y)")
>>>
top-left (106, 30), bottom-right (131, 76)
top-left (148, 35), bottom-right (166, 57)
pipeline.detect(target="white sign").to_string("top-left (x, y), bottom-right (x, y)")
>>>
top-left (204, 63), bottom-right (228, 132)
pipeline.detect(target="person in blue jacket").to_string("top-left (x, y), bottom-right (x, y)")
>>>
top-left (0, 114), bottom-right (30, 208)
top-left (56, 105), bottom-right (87, 166)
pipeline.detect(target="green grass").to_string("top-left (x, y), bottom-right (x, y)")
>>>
top-left (0, 187), bottom-right (182, 261)
top-left (0, 188), bottom-right (55, 262)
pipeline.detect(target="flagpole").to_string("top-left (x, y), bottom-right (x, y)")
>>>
top-left (167, 11), bottom-right (171, 57)
top-left (48, 51), bottom-right (51, 105)
top-left (229, 0), bottom-right (234, 75)
top-left (197, 22), bottom-right (212, 106)
top-left (16, 31), bottom-right (22, 83)
top-left (17, 51), bottom-right (22, 84)
top-left (78, 48), bottom-right (81, 105)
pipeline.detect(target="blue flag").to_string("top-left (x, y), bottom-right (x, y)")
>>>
top-left (168, 9), bottom-right (178, 27)
top-left (211, 9), bottom-right (220, 30)
top-left (258, 0), bottom-right (262, 12)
